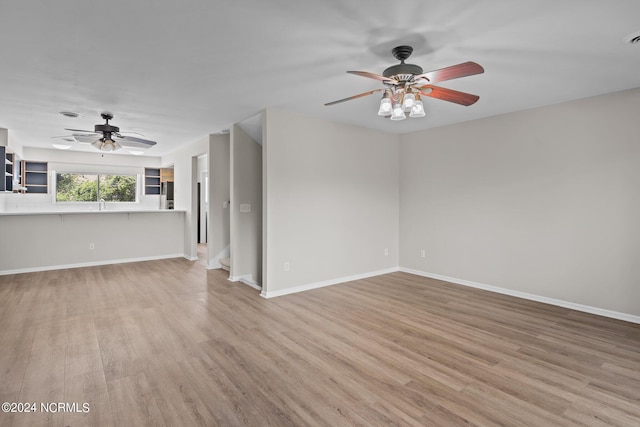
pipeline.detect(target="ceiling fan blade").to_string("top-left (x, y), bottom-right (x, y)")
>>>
top-left (115, 135), bottom-right (157, 148)
top-left (73, 135), bottom-right (98, 144)
top-left (64, 128), bottom-right (97, 133)
top-left (324, 89), bottom-right (384, 106)
top-left (117, 131), bottom-right (145, 137)
top-left (347, 71), bottom-right (398, 84)
top-left (414, 61), bottom-right (484, 84)
top-left (419, 85), bottom-right (480, 106)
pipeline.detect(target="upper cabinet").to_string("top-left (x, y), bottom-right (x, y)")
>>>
top-left (144, 168), bottom-right (161, 195)
top-left (1, 146), bottom-right (11, 192)
top-left (22, 161), bottom-right (48, 194)
top-left (0, 146), bottom-right (21, 192)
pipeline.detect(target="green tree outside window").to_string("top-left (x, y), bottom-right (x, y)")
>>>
top-left (56, 173), bottom-right (137, 202)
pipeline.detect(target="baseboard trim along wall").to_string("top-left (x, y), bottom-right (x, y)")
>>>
top-left (227, 274), bottom-right (261, 290)
top-left (260, 267), bottom-right (400, 299)
top-left (0, 254), bottom-right (187, 276)
top-left (400, 267), bottom-right (640, 325)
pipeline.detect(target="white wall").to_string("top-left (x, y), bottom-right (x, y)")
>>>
top-left (0, 211), bottom-right (185, 274)
top-left (262, 108), bottom-right (399, 296)
top-left (230, 124), bottom-right (262, 285)
top-left (400, 88), bottom-right (640, 317)
top-left (206, 134), bottom-right (231, 268)
top-left (161, 136), bottom-right (209, 259)
top-left (0, 128), bottom-right (24, 158)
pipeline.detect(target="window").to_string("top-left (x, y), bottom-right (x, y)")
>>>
top-left (56, 173), bottom-right (137, 202)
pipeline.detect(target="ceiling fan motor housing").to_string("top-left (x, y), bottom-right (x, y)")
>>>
top-left (383, 46), bottom-right (423, 79)
top-left (95, 123), bottom-right (120, 135)
top-left (382, 63), bottom-right (424, 80)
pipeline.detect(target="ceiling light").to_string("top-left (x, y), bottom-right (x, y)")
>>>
top-left (402, 93), bottom-right (415, 110)
top-left (129, 150), bottom-right (144, 156)
top-left (91, 137), bottom-right (121, 152)
top-left (409, 95), bottom-right (426, 118)
top-left (390, 102), bottom-right (406, 121)
top-left (75, 113), bottom-right (155, 153)
top-left (377, 92), bottom-right (392, 116)
top-left (52, 143), bottom-right (71, 150)
top-left (59, 111), bottom-right (81, 118)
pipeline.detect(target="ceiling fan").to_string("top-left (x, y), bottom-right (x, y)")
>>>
top-left (325, 45), bottom-right (484, 120)
top-left (55, 112), bottom-right (157, 152)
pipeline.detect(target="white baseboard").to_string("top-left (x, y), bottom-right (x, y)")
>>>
top-left (227, 274), bottom-right (262, 291)
top-left (183, 255), bottom-right (199, 261)
top-left (400, 267), bottom-right (640, 325)
top-left (239, 275), bottom-right (262, 291)
top-left (260, 267), bottom-right (400, 299)
top-left (0, 254), bottom-right (187, 276)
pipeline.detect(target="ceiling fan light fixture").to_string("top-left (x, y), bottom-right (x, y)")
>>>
top-left (377, 93), bottom-right (392, 116)
top-left (390, 102), bottom-right (406, 121)
top-left (409, 99), bottom-right (425, 118)
top-left (52, 143), bottom-right (71, 150)
top-left (325, 45), bottom-right (483, 121)
top-left (402, 93), bottom-right (415, 110)
top-left (92, 137), bottom-right (121, 152)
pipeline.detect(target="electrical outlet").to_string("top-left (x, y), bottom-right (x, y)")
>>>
top-left (284, 262), bottom-right (290, 272)
top-left (89, 243), bottom-right (95, 250)
top-left (384, 248), bottom-right (389, 256)
top-left (420, 249), bottom-right (425, 258)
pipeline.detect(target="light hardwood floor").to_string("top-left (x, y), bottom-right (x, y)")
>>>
top-left (0, 259), bottom-right (639, 426)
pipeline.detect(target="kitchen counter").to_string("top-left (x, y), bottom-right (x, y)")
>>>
top-left (0, 210), bottom-right (186, 274)
top-left (0, 209), bottom-right (185, 216)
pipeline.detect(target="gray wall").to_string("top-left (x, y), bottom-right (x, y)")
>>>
top-left (0, 211), bottom-right (185, 274)
top-left (230, 124), bottom-right (262, 285)
top-left (263, 108), bottom-right (399, 295)
top-left (207, 134), bottom-right (231, 268)
top-left (162, 136), bottom-right (209, 259)
top-left (400, 88), bottom-right (640, 316)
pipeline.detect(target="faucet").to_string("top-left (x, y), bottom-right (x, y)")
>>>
top-left (99, 199), bottom-right (106, 211)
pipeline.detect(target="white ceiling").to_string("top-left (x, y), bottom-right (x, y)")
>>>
top-left (1, 0), bottom-right (640, 156)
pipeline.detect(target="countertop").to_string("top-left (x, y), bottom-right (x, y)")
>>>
top-left (0, 209), bottom-right (186, 216)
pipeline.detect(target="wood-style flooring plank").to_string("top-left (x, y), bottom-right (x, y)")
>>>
top-left (0, 258), bottom-right (638, 427)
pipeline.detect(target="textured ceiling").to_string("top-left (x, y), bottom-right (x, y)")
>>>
top-left (1, 0), bottom-right (640, 156)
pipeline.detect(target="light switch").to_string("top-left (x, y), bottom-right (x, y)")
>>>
top-left (223, 201), bottom-right (228, 208)
top-left (240, 203), bottom-right (251, 213)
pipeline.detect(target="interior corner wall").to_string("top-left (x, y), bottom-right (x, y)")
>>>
top-left (161, 135), bottom-right (209, 258)
top-left (400, 88), bottom-right (640, 317)
top-left (0, 128), bottom-right (24, 158)
top-left (263, 108), bottom-right (399, 295)
top-left (207, 134), bottom-right (230, 268)
top-left (230, 124), bottom-right (262, 284)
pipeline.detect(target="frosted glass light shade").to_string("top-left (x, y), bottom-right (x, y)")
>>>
top-left (92, 138), bottom-right (122, 152)
top-left (409, 100), bottom-right (425, 118)
top-left (390, 103), bottom-right (406, 121)
top-left (378, 97), bottom-right (392, 116)
top-left (402, 93), bottom-right (415, 110)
